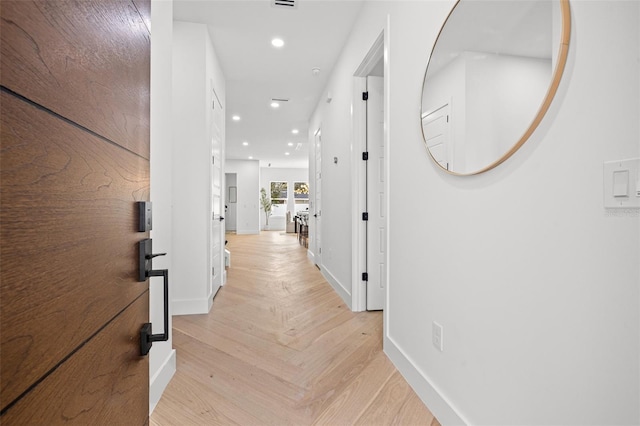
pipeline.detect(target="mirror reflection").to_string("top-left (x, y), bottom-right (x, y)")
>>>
top-left (421, 0), bottom-right (569, 175)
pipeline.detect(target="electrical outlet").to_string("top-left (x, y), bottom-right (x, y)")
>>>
top-left (432, 321), bottom-right (443, 352)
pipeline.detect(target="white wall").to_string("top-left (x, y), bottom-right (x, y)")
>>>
top-left (171, 21), bottom-right (226, 315)
top-left (226, 160), bottom-right (260, 234)
top-left (149, 0), bottom-right (175, 414)
top-left (311, 1), bottom-right (640, 424)
top-left (308, 27), bottom-right (364, 303)
top-left (259, 167), bottom-right (310, 229)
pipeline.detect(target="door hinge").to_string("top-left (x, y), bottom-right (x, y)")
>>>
top-left (362, 152), bottom-right (369, 161)
top-left (212, 267), bottom-right (215, 276)
top-left (362, 212), bottom-right (368, 221)
top-left (362, 272), bottom-right (368, 281)
top-left (212, 156), bottom-right (215, 165)
top-left (446, 115), bottom-right (449, 123)
top-left (362, 91), bottom-right (369, 101)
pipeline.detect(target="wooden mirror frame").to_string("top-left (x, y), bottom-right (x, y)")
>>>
top-left (421, 0), bottom-right (571, 176)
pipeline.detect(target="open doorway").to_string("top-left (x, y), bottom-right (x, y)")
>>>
top-left (225, 173), bottom-right (238, 233)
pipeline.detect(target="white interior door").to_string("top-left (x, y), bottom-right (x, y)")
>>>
top-left (210, 88), bottom-right (224, 297)
top-left (422, 103), bottom-right (450, 170)
top-left (314, 129), bottom-right (322, 266)
top-left (366, 76), bottom-right (385, 311)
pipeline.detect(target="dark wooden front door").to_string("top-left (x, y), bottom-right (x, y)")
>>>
top-left (1, 1), bottom-right (151, 423)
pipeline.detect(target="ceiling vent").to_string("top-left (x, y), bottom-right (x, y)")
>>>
top-left (271, 98), bottom-right (289, 102)
top-left (272, 0), bottom-right (296, 9)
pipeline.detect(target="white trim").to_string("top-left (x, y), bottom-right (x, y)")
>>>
top-left (173, 266), bottom-right (221, 316)
top-left (354, 32), bottom-right (384, 76)
top-left (351, 76), bottom-right (367, 312)
top-left (207, 287), bottom-right (218, 311)
top-left (382, 14), bottom-right (392, 334)
top-left (149, 349), bottom-right (176, 415)
top-left (384, 335), bottom-right (469, 425)
top-left (236, 229), bottom-right (260, 235)
top-left (307, 249), bottom-right (315, 263)
top-left (352, 29), bottom-right (387, 312)
top-left (312, 126), bottom-right (322, 269)
top-left (172, 297), bottom-right (211, 315)
top-left (320, 265), bottom-right (352, 310)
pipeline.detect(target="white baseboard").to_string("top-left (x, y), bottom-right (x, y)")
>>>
top-left (307, 249), bottom-right (315, 263)
top-left (384, 335), bottom-right (468, 425)
top-left (321, 266), bottom-right (352, 310)
top-left (149, 349), bottom-right (176, 414)
top-left (172, 297), bottom-right (211, 315)
top-left (236, 229), bottom-right (259, 235)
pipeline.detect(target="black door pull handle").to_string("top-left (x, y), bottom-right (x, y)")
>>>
top-left (138, 238), bottom-right (170, 356)
top-left (140, 268), bottom-right (169, 356)
top-left (219, 216), bottom-right (225, 221)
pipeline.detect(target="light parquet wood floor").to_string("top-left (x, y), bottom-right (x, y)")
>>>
top-left (150, 231), bottom-right (440, 426)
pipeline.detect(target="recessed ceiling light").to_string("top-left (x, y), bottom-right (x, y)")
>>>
top-left (291, 129), bottom-right (299, 134)
top-left (287, 142), bottom-right (294, 146)
top-left (242, 141), bottom-right (249, 146)
top-left (232, 115), bottom-right (240, 121)
top-left (271, 38), bottom-right (284, 48)
top-left (270, 102), bottom-right (280, 108)
top-left (284, 152), bottom-right (290, 156)
top-left (248, 156), bottom-right (253, 160)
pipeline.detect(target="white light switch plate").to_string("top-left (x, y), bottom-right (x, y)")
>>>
top-left (603, 158), bottom-right (640, 208)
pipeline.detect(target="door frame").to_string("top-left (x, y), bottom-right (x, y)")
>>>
top-left (209, 84), bottom-right (225, 297)
top-left (364, 75), bottom-right (385, 311)
top-left (313, 127), bottom-right (322, 267)
top-left (352, 26), bottom-right (390, 312)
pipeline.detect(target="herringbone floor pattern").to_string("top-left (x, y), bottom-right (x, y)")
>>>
top-left (150, 231), bottom-right (439, 425)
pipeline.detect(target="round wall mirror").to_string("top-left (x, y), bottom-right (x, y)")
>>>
top-left (421, 0), bottom-right (571, 175)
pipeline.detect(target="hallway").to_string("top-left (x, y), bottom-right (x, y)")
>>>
top-left (150, 231), bottom-right (439, 425)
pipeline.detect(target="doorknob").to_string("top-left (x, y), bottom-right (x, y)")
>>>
top-left (219, 216), bottom-right (225, 221)
top-left (138, 238), bottom-right (170, 356)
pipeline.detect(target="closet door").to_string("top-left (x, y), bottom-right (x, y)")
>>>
top-left (1, 1), bottom-right (151, 423)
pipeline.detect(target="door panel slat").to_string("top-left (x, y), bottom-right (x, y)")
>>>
top-left (0, 91), bottom-right (149, 410)
top-left (0, 0), bottom-right (150, 158)
top-left (1, 294), bottom-right (149, 424)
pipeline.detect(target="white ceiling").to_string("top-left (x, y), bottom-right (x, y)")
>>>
top-left (173, 0), bottom-right (365, 168)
